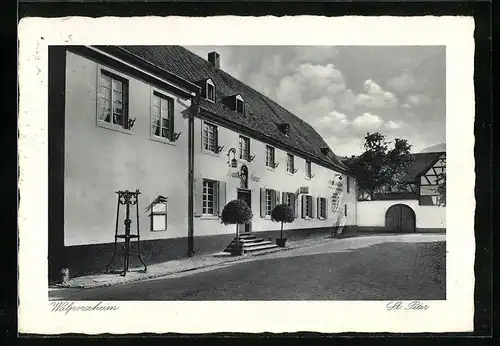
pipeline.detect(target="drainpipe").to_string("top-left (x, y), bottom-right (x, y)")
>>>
top-left (188, 91), bottom-right (200, 257)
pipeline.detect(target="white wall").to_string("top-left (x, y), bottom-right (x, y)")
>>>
top-left (193, 117), bottom-right (357, 236)
top-left (356, 200), bottom-right (446, 230)
top-left (64, 51), bottom-right (191, 246)
top-left (64, 50), bottom-right (358, 246)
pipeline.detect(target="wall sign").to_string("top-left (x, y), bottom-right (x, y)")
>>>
top-left (299, 187), bottom-right (309, 194)
top-left (420, 185), bottom-right (439, 196)
top-left (228, 171), bottom-right (240, 178)
top-left (251, 175), bottom-right (260, 182)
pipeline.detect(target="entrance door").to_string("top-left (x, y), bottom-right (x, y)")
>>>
top-left (385, 204), bottom-right (416, 233)
top-left (237, 189), bottom-right (252, 233)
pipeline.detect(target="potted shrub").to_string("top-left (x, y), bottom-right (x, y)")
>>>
top-left (221, 199), bottom-right (253, 255)
top-left (271, 204), bottom-right (295, 247)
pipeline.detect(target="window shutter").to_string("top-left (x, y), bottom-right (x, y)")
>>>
top-left (282, 191), bottom-right (286, 205)
top-left (275, 190), bottom-right (281, 206)
top-left (218, 181), bottom-right (226, 216)
top-left (194, 177), bottom-right (203, 217)
top-left (317, 197), bottom-right (321, 219)
top-left (325, 199), bottom-right (329, 219)
top-left (123, 81), bottom-right (129, 129)
top-left (169, 101), bottom-right (175, 141)
top-left (215, 126), bottom-right (219, 153)
top-left (293, 194), bottom-right (298, 218)
top-left (301, 195), bottom-right (306, 219)
top-left (260, 188), bottom-right (266, 218)
top-left (310, 196), bottom-right (315, 218)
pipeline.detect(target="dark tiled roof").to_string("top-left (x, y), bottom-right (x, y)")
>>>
top-left (118, 45), bottom-right (349, 173)
top-left (402, 152), bottom-right (444, 183)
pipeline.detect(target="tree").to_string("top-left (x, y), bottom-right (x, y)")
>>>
top-left (271, 204), bottom-right (295, 239)
top-left (220, 199), bottom-right (253, 237)
top-left (344, 132), bottom-right (414, 199)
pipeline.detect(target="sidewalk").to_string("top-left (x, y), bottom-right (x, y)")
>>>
top-left (51, 235), bottom-right (340, 289)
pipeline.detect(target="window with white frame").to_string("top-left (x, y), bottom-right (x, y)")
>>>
top-left (206, 79), bottom-right (215, 102)
top-left (239, 135), bottom-right (250, 161)
top-left (305, 161), bottom-right (312, 178)
top-left (265, 189), bottom-right (273, 216)
top-left (266, 145), bottom-right (275, 168)
top-left (152, 92), bottom-right (174, 141)
top-left (203, 122), bottom-right (218, 153)
top-left (302, 195), bottom-right (314, 219)
top-left (236, 96), bottom-right (244, 114)
top-left (287, 154), bottom-right (295, 173)
top-left (283, 192), bottom-right (295, 215)
top-left (99, 70), bottom-right (129, 129)
top-left (202, 179), bottom-right (217, 215)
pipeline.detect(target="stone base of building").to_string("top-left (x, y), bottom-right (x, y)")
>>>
top-left (52, 226), bottom-right (355, 281)
top-left (351, 226), bottom-right (446, 234)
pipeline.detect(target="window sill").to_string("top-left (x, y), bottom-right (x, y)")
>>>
top-left (286, 172), bottom-right (296, 176)
top-left (304, 176), bottom-right (312, 180)
top-left (199, 215), bottom-right (219, 220)
top-left (262, 215), bottom-right (272, 220)
top-left (265, 166), bottom-right (276, 172)
top-left (151, 229), bottom-right (167, 232)
top-left (97, 121), bottom-right (132, 135)
top-left (150, 136), bottom-right (176, 146)
top-left (202, 149), bottom-right (221, 157)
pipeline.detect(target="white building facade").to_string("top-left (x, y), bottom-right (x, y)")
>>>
top-left (48, 45), bottom-right (357, 280)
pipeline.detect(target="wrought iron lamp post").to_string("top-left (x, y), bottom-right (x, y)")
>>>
top-left (105, 189), bottom-right (147, 276)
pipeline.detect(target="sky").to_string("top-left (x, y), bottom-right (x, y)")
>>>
top-left (186, 46), bottom-right (446, 157)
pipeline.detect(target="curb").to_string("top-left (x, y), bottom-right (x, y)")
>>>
top-left (52, 237), bottom-right (338, 290)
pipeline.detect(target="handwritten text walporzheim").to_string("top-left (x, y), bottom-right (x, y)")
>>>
top-left (50, 301), bottom-right (120, 315)
top-left (386, 301), bottom-right (430, 311)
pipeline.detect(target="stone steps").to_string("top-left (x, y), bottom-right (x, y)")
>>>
top-left (223, 233), bottom-right (279, 254)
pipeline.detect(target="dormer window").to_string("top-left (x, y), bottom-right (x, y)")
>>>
top-left (236, 95), bottom-right (244, 114)
top-left (206, 79), bottom-right (215, 102)
top-left (278, 123), bottom-right (290, 136)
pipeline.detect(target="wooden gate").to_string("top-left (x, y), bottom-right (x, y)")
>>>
top-left (385, 204), bottom-right (416, 233)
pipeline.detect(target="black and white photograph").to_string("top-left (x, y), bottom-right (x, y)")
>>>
top-left (18, 16), bottom-right (475, 334)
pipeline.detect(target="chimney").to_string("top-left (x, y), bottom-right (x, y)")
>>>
top-left (208, 51), bottom-right (220, 69)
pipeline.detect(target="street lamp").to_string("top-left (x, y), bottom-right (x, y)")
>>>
top-left (227, 148), bottom-right (238, 168)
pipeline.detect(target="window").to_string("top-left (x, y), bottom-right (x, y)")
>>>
top-left (266, 145), bottom-right (275, 168)
top-left (202, 180), bottom-right (217, 215)
top-left (236, 97), bottom-right (244, 114)
top-left (99, 70), bottom-right (129, 129)
top-left (265, 189), bottom-right (273, 216)
top-left (346, 176), bottom-right (350, 193)
top-left (302, 195), bottom-right (314, 219)
top-left (344, 204), bottom-right (348, 217)
top-left (261, 188), bottom-right (280, 218)
top-left (239, 135), bottom-right (250, 161)
top-left (150, 202), bottom-right (168, 232)
top-left (206, 79), bottom-right (215, 102)
top-left (318, 197), bottom-right (327, 219)
top-left (287, 154), bottom-right (295, 173)
top-left (283, 192), bottom-right (296, 215)
top-left (203, 122), bottom-right (218, 153)
top-left (305, 161), bottom-right (312, 178)
top-left (152, 92), bottom-right (174, 141)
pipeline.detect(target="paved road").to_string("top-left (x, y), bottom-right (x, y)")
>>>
top-left (51, 235), bottom-right (445, 301)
